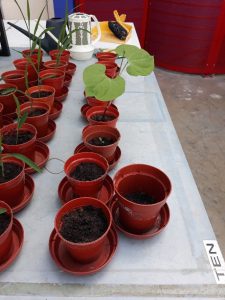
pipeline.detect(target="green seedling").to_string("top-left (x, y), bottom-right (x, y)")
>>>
top-left (0, 208), bottom-right (7, 215)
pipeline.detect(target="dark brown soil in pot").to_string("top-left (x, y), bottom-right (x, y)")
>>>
top-left (30, 91), bottom-right (52, 98)
top-left (60, 205), bottom-right (108, 243)
top-left (0, 212), bottom-right (11, 235)
top-left (3, 130), bottom-right (34, 145)
top-left (28, 108), bottom-right (47, 117)
top-left (70, 162), bottom-right (104, 181)
top-left (125, 192), bottom-right (157, 205)
top-left (0, 163), bottom-right (23, 183)
top-left (91, 114), bottom-right (115, 122)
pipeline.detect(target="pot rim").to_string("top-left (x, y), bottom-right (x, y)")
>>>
top-left (83, 125), bottom-right (121, 149)
top-left (25, 85), bottom-right (55, 97)
top-left (1, 70), bottom-right (25, 80)
top-left (64, 152), bottom-right (109, 183)
top-left (20, 101), bottom-right (50, 117)
top-left (0, 83), bottom-right (18, 97)
top-left (43, 60), bottom-right (68, 68)
top-left (39, 69), bottom-right (65, 80)
top-left (114, 164), bottom-right (172, 207)
top-left (0, 155), bottom-right (25, 188)
top-left (54, 197), bottom-right (112, 247)
top-left (1, 123), bottom-right (37, 148)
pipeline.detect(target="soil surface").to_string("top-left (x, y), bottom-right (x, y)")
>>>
top-left (0, 212), bottom-right (11, 235)
top-left (28, 108), bottom-right (47, 117)
top-left (70, 162), bottom-right (104, 181)
top-left (3, 130), bottom-right (34, 145)
top-left (60, 205), bottom-right (108, 243)
top-left (91, 114), bottom-right (115, 122)
top-left (89, 136), bottom-right (115, 146)
top-left (30, 91), bottom-right (52, 98)
top-left (0, 162), bottom-right (22, 183)
top-left (125, 192), bottom-right (157, 205)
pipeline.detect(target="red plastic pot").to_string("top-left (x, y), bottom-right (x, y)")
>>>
top-left (86, 96), bottom-right (117, 107)
top-left (64, 152), bottom-right (109, 197)
top-left (39, 69), bottom-right (65, 93)
top-left (22, 49), bottom-right (43, 62)
top-left (86, 105), bottom-right (119, 128)
top-left (25, 85), bottom-right (55, 109)
top-left (13, 58), bottom-right (38, 80)
top-left (97, 61), bottom-right (117, 78)
top-left (43, 60), bottom-right (68, 72)
top-left (82, 125), bottom-right (120, 162)
top-left (0, 201), bottom-right (13, 264)
top-left (54, 197), bottom-right (112, 263)
top-left (20, 102), bottom-right (50, 138)
top-left (1, 123), bottom-right (37, 160)
top-left (96, 52), bottom-right (117, 62)
top-left (0, 157), bottom-right (25, 207)
top-left (1, 70), bottom-right (27, 92)
top-left (114, 164), bottom-right (172, 233)
top-left (49, 50), bottom-right (70, 63)
top-left (0, 83), bottom-right (17, 115)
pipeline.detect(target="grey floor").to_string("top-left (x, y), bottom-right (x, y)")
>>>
top-left (155, 68), bottom-right (225, 255)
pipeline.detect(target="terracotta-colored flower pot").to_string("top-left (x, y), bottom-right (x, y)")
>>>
top-left (49, 50), bottom-right (70, 63)
top-left (114, 164), bottom-right (172, 233)
top-left (97, 61), bottom-right (118, 78)
top-left (0, 156), bottom-right (25, 207)
top-left (13, 58), bottom-right (38, 80)
top-left (54, 197), bottom-right (112, 263)
top-left (20, 102), bottom-right (50, 138)
top-left (82, 125), bottom-right (120, 162)
top-left (1, 70), bottom-right (27, 92)
top-left (43, 60), bottom-right (68, 72)
top-left (0, 201), bottom-right (13, 264)
top-left (96, 52), bottom-right (117, 62)
top-left (39, 69), bottom-right (65, 93)
top-left (25, 85), bottom-right (55, 109)
top-left (22, 49), bottom-right (43, 62)
top-left (1, 123), bottom-right (37, 160)
top-left (64, 152), bottom-right (109, 197)
top-left (86, 105), bottom-right (119, 128)
top-left (0, 83), bottom-right (17, 115)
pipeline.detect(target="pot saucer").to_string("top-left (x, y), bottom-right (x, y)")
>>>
top-left (49, 226), bottom-right (118, 276)
top-left (0, 218), bottom-right (24, 272)
top-left (81, 104), bottom-right (91, 118)
top-left (38, 119), bottom-right (56, 143)
top-left (12, 174), bottom-right (35, 213)
top-left (49, 101), bottom-right (63, 120)
top-left (58, 175), bottom-right (114, 205)
top-left (25, 141), bottom-right (49, 174)
top-left (111, 197), bottom-right (170, 240)
top-left (1, 116), bottom-right (14, 128)
top-left (64, 73), bottom-right (72, 87)
top-left (66, 62), bottom-right (76, 76)
top-left (54, 86), bottom-right (69, 102)
top-left (74, 143), bottom-right (121, 171)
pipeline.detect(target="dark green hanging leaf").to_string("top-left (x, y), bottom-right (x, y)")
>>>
top-left (0, 87), bottom-right (16, 95)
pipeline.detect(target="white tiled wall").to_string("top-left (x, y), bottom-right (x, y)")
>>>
top-left (1, 0), bottom-right (54, 19)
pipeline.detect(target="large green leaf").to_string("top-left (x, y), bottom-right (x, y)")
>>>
top-left (115, 45), bottom-right (154, 76)
top-left (83, 64), bottom-right (125, 101)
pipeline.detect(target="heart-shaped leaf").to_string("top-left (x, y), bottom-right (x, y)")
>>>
top-left (115, 45), bottom-right (154, 76)
top-left (83, 64), bottom-right (125, 101)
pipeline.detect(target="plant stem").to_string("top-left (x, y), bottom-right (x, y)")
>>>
top-left (120, 61), bottom-right (128, 75)
top-left (103, 101), bottom-right (111, 120)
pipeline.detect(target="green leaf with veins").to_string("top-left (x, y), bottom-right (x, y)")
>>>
top-left (83, 64), bottom-right (125, 101)
top-left (115, 45), bottom-right (154, 76)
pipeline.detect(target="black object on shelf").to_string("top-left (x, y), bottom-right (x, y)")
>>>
top-left (0, 6), bottom-right (10, 56)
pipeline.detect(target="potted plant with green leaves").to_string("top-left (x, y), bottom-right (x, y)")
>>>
top-left (0, 96), bottom-right (49, 172)
top-left (83, 44), bottom-right (154, 125)
top-left (0, 84), bottom-right (18, 116)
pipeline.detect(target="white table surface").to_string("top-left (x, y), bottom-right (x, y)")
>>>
top-left (0, 20), bottom-right (224, 299)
